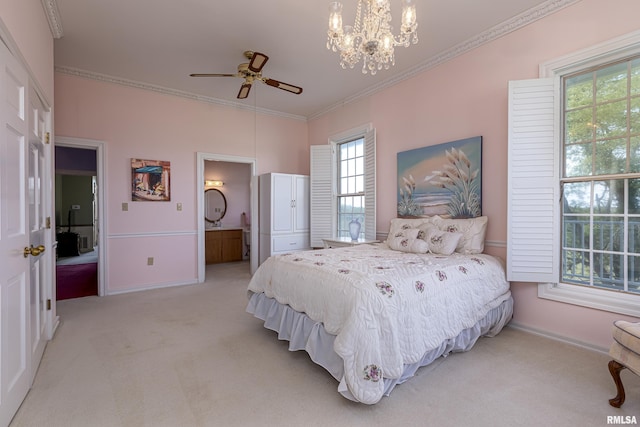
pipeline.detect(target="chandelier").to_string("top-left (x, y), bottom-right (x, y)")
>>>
top-left (327, 0), bottom-right (418, 75)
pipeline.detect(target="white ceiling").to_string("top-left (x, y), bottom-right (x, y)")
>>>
top-left (51, 0), bottom-right (573, 120)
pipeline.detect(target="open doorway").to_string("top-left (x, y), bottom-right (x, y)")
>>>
top-left (55, 138), bottom-right (106, 299)
top-left (197, 153), bottom-right (257, 282)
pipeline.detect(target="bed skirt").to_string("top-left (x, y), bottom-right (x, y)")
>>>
top-left (246, 290), bottom-right (514, 403)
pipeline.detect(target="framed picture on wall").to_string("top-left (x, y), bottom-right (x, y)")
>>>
top-left (397, 136), bottom-right (482, 218)
top-left (131, 158), bottom-right (171, 201)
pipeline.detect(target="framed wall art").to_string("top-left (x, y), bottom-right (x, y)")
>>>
top-left (397, 136), bottom-right (482, 218)
top-left (131, 158), bottom-right (171, 201)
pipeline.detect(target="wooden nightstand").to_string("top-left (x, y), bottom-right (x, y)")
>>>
top-left (322, 237), bottom-right (380, 249)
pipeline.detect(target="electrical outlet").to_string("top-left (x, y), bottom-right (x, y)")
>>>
top-left (122, 202), bottom-right (128, 211)
top-left (177, 203), bottom-right (182, 211)
top-left (147, 257), bottom-right (154, 266)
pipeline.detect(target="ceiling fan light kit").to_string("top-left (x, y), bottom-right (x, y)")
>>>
top-left (190, 51), bottom-right (303, 100)
top-left (327, 0), bottom-right (418, 75)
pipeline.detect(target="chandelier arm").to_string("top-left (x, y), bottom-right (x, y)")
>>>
top-left (353, 0), bottom-right (363, 34)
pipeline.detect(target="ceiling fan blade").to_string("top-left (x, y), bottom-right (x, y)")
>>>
top-left (248, 52), bottom-right (269, 73)
top-left (237, 83), bottom-right (252, 99)
top-left (264, 78), bottom-right (303, 95)
top-left (190, 73), bottom-right (238, 77)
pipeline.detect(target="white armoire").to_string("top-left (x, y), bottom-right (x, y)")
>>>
top-left (259, 173), bottom-right (310, 264)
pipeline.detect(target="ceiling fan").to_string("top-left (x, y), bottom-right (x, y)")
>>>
top-left (190, 51), bottom-right (303, 99)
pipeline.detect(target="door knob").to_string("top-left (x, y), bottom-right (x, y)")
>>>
top-left (23, 245), bottom-right (44, 258)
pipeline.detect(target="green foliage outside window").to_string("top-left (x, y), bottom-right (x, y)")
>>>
top-left (562, 57), bottom-right (640, 294)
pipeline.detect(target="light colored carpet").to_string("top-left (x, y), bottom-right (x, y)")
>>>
top-left (11, 261), bottom-right (640, 427)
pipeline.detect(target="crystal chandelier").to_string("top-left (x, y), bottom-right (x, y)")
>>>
top-left (327, 0), bottom-right (418, 75)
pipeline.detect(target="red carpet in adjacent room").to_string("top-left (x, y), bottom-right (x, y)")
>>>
top-left (56, 262), bottom-right (98, 300)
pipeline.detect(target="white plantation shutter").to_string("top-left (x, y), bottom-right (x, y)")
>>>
top-left (310, 145), bottom-right (334, 247)
top-left (364, 129), bottom-right (376, 241)
top-left (507, 78), bottom-right (559, 283)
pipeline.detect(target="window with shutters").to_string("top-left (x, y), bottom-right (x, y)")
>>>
top-left (309, 124), bottom-right (376, 247)
top-left (508, 31), bottom-right (640, 317)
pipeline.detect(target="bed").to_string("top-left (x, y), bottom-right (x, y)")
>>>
top-left (246, 216), bottom-right (513, 404)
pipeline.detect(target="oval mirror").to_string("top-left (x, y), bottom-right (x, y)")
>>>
top-left (204, 188), bottom-right (227, 223)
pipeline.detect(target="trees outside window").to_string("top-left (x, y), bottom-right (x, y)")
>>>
top-left (561, 57), bottom-right (640, 294)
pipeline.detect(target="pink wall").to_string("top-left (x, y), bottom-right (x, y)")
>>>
top-left (54, 73), bottom-right (307, 292)
top-left (308, 0), bottom-right (640, 350)
top-left (0, 0), bottom-right (54, 101)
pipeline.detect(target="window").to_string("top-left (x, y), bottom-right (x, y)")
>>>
top-left (508, 31), bottom-right (640, 317)
top-left (337, 137), bottom-right (365, 239)
top-left (310, 125), bottom-right (375, 247)
top-left (561, 58), bottom-right (640, 295)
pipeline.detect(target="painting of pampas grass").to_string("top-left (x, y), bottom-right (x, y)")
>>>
top-left (397, 136), bottom-right (482, 218)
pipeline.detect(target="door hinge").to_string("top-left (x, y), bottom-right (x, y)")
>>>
top-left (47, 299), bottom-right (51, 310)
top-left (46, 216), bottom-right (51, 229)
top-left (45, 132), bottom-right (50, 144)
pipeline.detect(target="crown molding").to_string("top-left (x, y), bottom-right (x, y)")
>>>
top-left (54, 66), bottom-right (307, 122)
top-left (53, 0), bottom-right (578, 122)
top-left (308, 0), bottom-right (580, 120)
top-left (41, 0), bottom-right (63, 39)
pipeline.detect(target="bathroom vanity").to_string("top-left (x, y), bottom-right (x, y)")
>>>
top-left (205, 228), bottom-right (243, 264)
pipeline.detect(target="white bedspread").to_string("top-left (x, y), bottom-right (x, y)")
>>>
top-left (247, 243), bottom-right (511, 404)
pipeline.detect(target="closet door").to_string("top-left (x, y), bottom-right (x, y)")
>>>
top-left (0, 41), bottom-right (31, 427)
top-left (28, 89), bottom-right (48, 382)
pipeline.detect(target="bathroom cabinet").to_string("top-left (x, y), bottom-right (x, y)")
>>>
top-left (205, 228), bottom-right (243, 264)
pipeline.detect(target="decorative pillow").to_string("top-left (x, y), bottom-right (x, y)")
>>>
top-left (390, 227), bottom-right (420, 240)
top-left (431, 215), bottom-right (488, 254)
top-left (423, 229), bottom-right (462, 255)
top-left (387, 218), bottom-right (436, 241)
top-left (387, 236), bottom-right (430, 254)
top-left (416, 223), bottom-right (438, 240)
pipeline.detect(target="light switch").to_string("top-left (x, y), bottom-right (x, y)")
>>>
top-left (122, 202), bottom-right (128, 211)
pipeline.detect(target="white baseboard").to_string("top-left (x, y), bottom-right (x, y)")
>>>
top-left (507, 321), bottom-right (609, 355)
top-left (106, 279), bottom-right (199, 296)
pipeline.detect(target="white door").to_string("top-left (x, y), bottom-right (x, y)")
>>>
top-left (27, 88), bottom-right (48, 382)
top-left (0, 42), bottom-right (31, 427)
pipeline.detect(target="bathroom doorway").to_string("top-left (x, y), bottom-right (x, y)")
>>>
top-left (196, 153), bottom-right (257, 282)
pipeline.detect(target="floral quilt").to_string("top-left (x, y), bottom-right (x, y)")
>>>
top-left (247, 243), bottom-right (511, 404)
